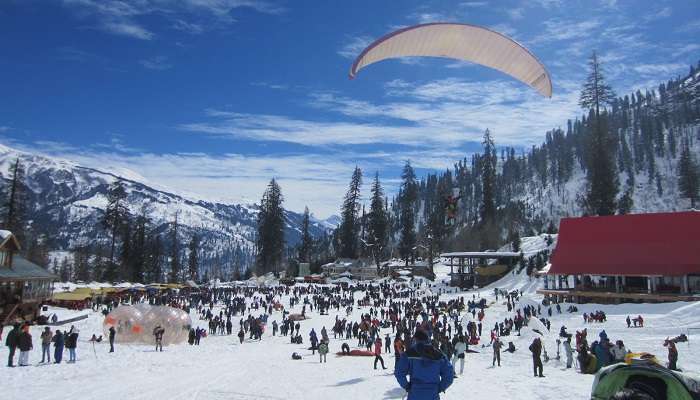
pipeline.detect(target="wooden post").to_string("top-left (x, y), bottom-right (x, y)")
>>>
top-left (682, 275), bottom-right (689, 294)
top-left (647, 277), bottom-right (652, 294)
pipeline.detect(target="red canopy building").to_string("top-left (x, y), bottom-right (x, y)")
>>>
top-left (539, 211), bottom-right (700, 303)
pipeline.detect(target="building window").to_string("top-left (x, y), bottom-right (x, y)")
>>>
top-left (0, 251), bottom-right (6, 267)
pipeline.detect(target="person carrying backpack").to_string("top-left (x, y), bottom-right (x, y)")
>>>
top-left (318, 340), bottom-right (329, 363)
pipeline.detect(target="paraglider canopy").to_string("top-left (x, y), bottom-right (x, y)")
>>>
top-left (349, 22), bottom-right (552, 98)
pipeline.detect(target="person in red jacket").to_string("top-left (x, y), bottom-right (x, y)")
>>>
top-left (374, 337), bottom-right (387, 370)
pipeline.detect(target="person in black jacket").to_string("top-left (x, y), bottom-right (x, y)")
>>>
top-left (18, 325), bottom-right (33, 366)
top-left (65, 326), bottom-right (79, 363)
top-left (5, 323), bottom-right (20, 367)
top-left (109, 326), bottom-right (116, 353)
top-left (53, 330), bottom-right (65, 364)
top-left (529, 337), bottom-right (544, 377)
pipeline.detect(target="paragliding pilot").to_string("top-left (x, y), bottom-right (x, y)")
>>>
top-left (444, 189), bottom-right (461, 226)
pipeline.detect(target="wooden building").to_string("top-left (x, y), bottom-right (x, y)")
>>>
top-left (0, 231), bottom-right (57, 324)
top-left (441, 251), bottom-right (521, 288)
top-left (538, 211), bottom-right (700, 303)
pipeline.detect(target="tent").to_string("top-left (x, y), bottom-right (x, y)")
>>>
top-left (591, 362), bottom-right (700, 400)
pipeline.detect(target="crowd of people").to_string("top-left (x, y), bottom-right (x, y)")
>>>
top-left (5, 323), bottom-right (79, 367)
top-left (3, 279), bottom-right (687, 400)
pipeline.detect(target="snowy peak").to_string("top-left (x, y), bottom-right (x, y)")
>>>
top-left (0, 144), bottom-right (330, 272)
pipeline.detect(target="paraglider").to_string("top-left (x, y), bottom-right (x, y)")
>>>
top-left (349, 22), bottom-right (552, 98)
top-left (444, 188), bottom-right (461, 226)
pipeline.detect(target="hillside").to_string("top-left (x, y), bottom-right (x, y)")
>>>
top-left (392, 63), bottom-right (700, 253)
top-left (0, 144), bottom-right (331, 276)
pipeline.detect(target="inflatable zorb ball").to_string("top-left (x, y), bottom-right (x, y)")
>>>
top-left (103, 304), bottom-right (192, 346)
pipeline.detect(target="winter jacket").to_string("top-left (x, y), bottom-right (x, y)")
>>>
top-left (563, 341), bottom-right (573, 357)
top-left (493, 340), bottom-right (503, 353)
top-left (52, 332), bottom-right (65, 347)
top-left (41, 330), bottom-right (53, 345)
top-left (374, 339), bottom-right (383, 355)
top-left (5, 326), bottom-right (19, 348)
top-left (18, 331), bottom-right (33, 352)
top-left (610, 345), bottom-right (626, 361)
top-left (395, 342), bottom-right (454, 400)
top-left (529, 339), bottom-right (542, 358)
top-left (65, 332), bottom-right (78, 349)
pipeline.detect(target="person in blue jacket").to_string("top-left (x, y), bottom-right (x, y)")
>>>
top-left (52, 329), bottom-right (65, 364)
top-left (394, 330), bottom-right (454, 400)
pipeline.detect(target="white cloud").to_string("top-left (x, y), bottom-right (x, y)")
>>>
top-left (533, 18), bottom-right (602, 44)
top-left (506, 8), bottom-right (524, 20)
top-left (460, 2), bottom-right (488, 7)
top-left (676, 19), bottom-right (700, 33)
top-left (10, 138), bottom-right (422, 218)
top-left (139, 56), bottom-right (173, 70)
top-left (102, 21), bottom-right (154, 40)
top-left (62, 0), bottom-right (282, 40)
top-left (632, 63), bottom-right (686, 76)
top-left (0, 126), bottom-right (11, 132)
top-left (643, 7), bottom-right (672, 22)
top-left (181, 75), bottom-right (582, 151)
top-left (172, 19), bottom-right (204, 34)
top-left (338, 36), bottom-right (373, 59)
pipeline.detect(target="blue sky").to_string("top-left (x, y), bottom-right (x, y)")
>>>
top-left (1, 0), bottom-right (699, 218)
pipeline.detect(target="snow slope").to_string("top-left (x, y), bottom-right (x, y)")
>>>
top-left (3, 271), bottom-right (699, 400)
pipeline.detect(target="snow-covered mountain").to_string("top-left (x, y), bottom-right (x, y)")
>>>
top-left (0, 144), bottom-right (331, 272)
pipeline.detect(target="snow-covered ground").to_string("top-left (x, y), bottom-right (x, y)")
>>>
top-left (3, 267), bottom-right (699, 400)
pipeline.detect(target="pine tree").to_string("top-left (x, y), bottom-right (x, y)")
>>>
top-left (678, 141), bottom-right (700, 208)
top-left (338, 167), bottom-right (362, 259)
top-left (147, 235), bottom-right (164, 283)
top-left (168, 213), bottom-right (181, 283)
top-left (102, 179), bottom-right (129, 270)
top-left (256, 178), bottom-right (285, 275)
top-left (367, 172), bottom-right (388, 273)
top-left (579, 51), bottom-right (618, 215)
top-left (480, 129), bottom-right (497, 223)
top-left (59, 257), bottom-right (71, 282)
top-left (2, 158), bottom-right (28, 242)
top-left (398, 161), bottom-right (418, 265)
top-left (188, 233), bottom-right (200, 282)
top-left (130, 210), bottom-right (149, 283)
top-left (73, 246), bottom-right (91, 282)
top-left (298, 207), bottom-right (312, 263)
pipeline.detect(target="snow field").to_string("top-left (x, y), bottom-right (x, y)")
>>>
top-left (2, 268), bottom-right (699, 400)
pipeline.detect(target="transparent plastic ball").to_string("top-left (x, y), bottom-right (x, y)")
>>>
top-left (103, 305), bottom-right (192, 345)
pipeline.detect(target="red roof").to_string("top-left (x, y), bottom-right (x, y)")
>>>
top-left (549, 211), bottom-right (700, 277)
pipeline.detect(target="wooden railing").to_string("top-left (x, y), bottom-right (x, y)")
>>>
top-left (1, 303), bottom-right (20, 325)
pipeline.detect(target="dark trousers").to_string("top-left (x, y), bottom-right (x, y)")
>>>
top-left (533, 356), bottom-right (543, 376)
top-left (493, 350), bottom-right (501, 366)
top-left (374, 355), bottom-right (386, 369)
top-left (7, 346), bottom-right (16, 367)
top-left (109, 338), bottom-right (114, 353)
top-left (54, 345), bottom-right (63, 363)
